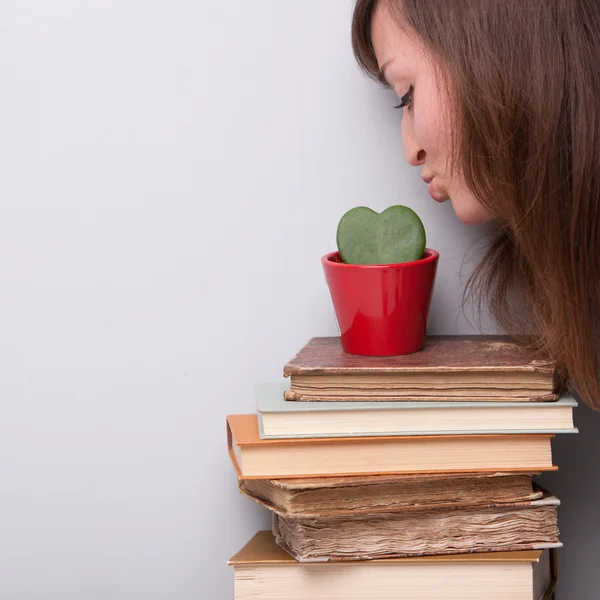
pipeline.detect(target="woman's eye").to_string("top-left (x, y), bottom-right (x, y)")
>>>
top-left (394, 85), bottom-right (414, 110)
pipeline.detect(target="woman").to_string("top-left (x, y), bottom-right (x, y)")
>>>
top-left (351, 0), bottom-right (600, 411)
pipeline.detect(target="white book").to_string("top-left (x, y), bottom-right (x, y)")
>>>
top-left (228, 531), bottom-right (557, 600)
top-left (256, 381), bottom-right (578, 439)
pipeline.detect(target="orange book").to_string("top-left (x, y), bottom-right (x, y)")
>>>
top-left (226, 414), bottom-right (557, 479)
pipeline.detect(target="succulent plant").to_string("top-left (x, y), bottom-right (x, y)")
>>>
top-left (336, 205), bottom-right (426, 265)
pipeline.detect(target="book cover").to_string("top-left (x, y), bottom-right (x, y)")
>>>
top-left (229, 531), bottom-right (557, 600)
top-left (282, 336), bottom-right (561, 402)
top-left (227, 414), bottom-right (557, 479)
top-left (284, 335), bottom-right (556, 374)
top-left (271, 490), bottom-right (562, 562)
top-left (227, 531), bottom-right (558, 600)
top-left (256, 381), bottom-right (578, 439)
top-left (228, 529), bottom-right (548, 565)
top-left (237, 472), bottom-right (545, 518)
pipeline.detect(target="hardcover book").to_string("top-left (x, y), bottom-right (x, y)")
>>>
top-left (238, 471), bottom-right (543, 518)
top-left (228, 530), bottom-right (557, 600)
top-left (282, 335), bottom-right (560, 402)
top-left (227, 414), bottom-right (557, 479)
top-left (271, 490), bottom-right (561, 562)
top-left (256, 381), bottom-right (577, 438)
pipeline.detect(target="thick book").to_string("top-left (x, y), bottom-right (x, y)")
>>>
top-left (226, 414), bottom-right (557, 479)
top-left (238, 472), bottom-right (543, 518)
top-left (283, 335), bottom-right (559, 402)
top-left (228, 530), bottom-right (557, 600)
top-left (257, 381), bottom-right (577, 438)
top-left (272, 489), bottom-right (561, 562)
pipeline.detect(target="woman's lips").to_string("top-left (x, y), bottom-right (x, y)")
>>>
top-left (427, 181), bottom-right (448, 203)
top-left (422, 173), bottom-right (449, 203)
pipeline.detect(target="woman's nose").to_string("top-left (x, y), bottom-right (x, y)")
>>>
top-left (402, 116), bottom-right (426, 166)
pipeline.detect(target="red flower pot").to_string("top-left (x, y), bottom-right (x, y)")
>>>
top-left (321, 249), bottom-right (439, 356)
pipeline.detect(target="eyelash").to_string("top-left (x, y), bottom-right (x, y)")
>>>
top-left (394, 85), bottom-right (414, 110)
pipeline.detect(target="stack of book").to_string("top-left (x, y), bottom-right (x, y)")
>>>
top-left (227, 335), bottom-right (578, 599)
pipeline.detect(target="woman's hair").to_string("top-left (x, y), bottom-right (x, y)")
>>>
top-left (352, 0), bottom-right (600, 410)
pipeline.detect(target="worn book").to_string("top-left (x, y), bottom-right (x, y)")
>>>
top-left (229, 530), bottom-right (557, 600)
top-left (283, 335), bottom-right (559, 402)
top-left (238, 472), bottom-right (543, 518)
top-left (272, 490), bottom-right (561, 562)
top-left (227, 414), bottom-right (557, 479)
top-left (257, 381), bottom-right (577, 438)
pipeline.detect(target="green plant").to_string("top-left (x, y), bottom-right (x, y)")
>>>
top-left (336, 205), bottom-right (426, 265)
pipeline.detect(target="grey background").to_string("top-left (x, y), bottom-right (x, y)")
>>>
top-left (0, 1), bottom-right (594, 598)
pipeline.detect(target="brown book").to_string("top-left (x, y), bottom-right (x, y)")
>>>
top-left (228, 530), bottom-right (558, 600)
top-left (283, 335), bottom-right (559, 402)
top-left (227, 414), bottom-right (557, 479)
top-left (238, 472), bottom-right (543, 518)
top-left (272, 489), bottom-right (561, 562)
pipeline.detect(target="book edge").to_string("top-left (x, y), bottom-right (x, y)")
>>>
top-left (238, 465), bottom-right (559, 480)
top-left (227, 529), bottom-right (546, 566)
top-left (258, 382), bottom-right (577, 412)
top-left (231, 413), bottom-right (557, 447)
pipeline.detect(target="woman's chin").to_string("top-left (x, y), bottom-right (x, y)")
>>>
top-left (450, 198), bottom-right (494, 226)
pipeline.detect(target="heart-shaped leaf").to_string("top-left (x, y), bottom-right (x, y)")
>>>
top-left (336, 205), bottom-right (426, 265)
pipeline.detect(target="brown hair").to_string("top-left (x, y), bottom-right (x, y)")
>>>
top-left (352, 0), bottom-right (600, 409)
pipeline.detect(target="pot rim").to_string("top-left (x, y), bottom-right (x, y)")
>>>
top-left (321, 248), bottom-right (439, 269)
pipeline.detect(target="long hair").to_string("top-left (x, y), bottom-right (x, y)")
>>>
top-left (352, 0), bottom-right (600, 409)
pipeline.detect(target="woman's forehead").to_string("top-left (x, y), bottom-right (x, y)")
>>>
top-left (371, 3), bottom-right (423, 71)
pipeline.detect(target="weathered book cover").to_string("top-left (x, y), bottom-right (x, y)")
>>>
top-left (271, 489), bottom-right (562, 562)
top-left (282, 335), bottom-right (560, 402)
top-left (229, 529), bottom-right (548, 565)
top-left (237, 472), bottom-right (544, 518)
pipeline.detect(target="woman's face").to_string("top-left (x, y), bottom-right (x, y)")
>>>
top-left (371, 4), bottom-right (493, 226)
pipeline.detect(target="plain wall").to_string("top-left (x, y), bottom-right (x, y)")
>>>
top-left (0, 1), bottom-right (596, 598)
